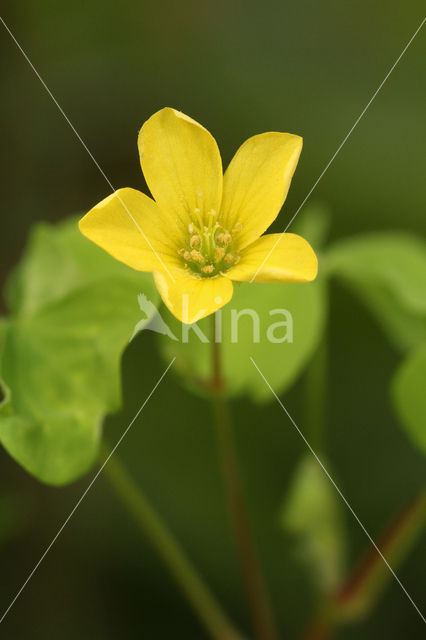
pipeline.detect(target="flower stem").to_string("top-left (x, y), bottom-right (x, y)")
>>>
top-left (102, 444), bottom-right (245, 640)
top-left (210, 314), bottom-right (280, 640)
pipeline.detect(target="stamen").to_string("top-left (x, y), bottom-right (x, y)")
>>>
top-left (216, 232), bottom-right (232, 246)
top-left (190, 249), bottom-right (205, 264)
top-left (202, 265), bottom-right (214, 275)
top-left (180, 216), bottom-right (240, 277)
top-left (215, 247), bottom-right (225, 261)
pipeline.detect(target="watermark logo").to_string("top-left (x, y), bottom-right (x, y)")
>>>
top-left (131, 293), bottom-right (293, 344)
top-left (130, 294), bottom-right (179, 342)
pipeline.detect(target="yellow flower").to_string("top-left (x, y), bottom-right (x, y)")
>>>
top-left (79, 108), bottom-right (317, 323)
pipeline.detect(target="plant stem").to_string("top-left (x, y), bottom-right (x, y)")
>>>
top-left (210, 314), bottom-right (280, 640)
top-left (102, 445), bottom-right (245, 640)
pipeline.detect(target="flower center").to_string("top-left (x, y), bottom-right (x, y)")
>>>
top-left (178, 209), bottom-right (242, 277)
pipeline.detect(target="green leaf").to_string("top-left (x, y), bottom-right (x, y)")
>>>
top-left (5, 217), bottom-right (144, 314)
top-left (392, 343), bottom-right (426, 455)
top-left (159, 278), bottom-right (326, 402)
top-left (0, 218), bottom-right (159, 485)
top-left (327, 233), bottom-right (426, 351)
top-left (280, 455), bottom-right (346, 594)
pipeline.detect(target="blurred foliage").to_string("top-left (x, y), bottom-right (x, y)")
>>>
top-left (1, 204), bottom-right (425, 634)
top-left (331, 491), bottom-right (426, 623)
top-left (392, 343), bottom-right (426, 455)
top-left (301, 491), bottom-right (426, 637)
top-left (327, 233), bottom-right (426, 352)
top-left (1, 205), bottom-right (425, 638)
top-left (159, 278), bottom-right (327, 402)
top-left (281, 455), bottom-right (346, 594)
top-left (0, 219), bottom-right (159, 484)
top-left (0, 202), bottom-right (425, 636)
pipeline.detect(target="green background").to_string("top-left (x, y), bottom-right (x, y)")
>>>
top-left (0, 1), bottom-right (425, 638)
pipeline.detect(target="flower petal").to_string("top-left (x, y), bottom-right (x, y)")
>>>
top-left (138, 108), bottom-right (223, 231)
top-left (225, 233), bottom-right (318, 283)
top-left (220, 133), bottom-right (303, 249)
top-left (154, 268), bottom-right (233, 323)
top-left (79, 188), bottom-right (179, 273)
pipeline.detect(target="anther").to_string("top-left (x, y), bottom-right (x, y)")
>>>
top-left (216, 232), bottom-right (232, 246)
top-left (202, 265), bottom-right (215, 274)
top-left (190, 234), bottom-right (201, 248)
top-left (224, 253), bottom-right (235, 264)
top-left (191, 249), bottom-right (205, 264)
top-left (215, 247), bottom-right (225, 261)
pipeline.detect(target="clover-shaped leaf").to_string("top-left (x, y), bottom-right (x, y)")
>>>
top-left (327, 233), bottom-right (426, 352)
top-left (0, 218), bottom-right (159, 485)
top-left (159, 277), bottom-right (326, 401)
